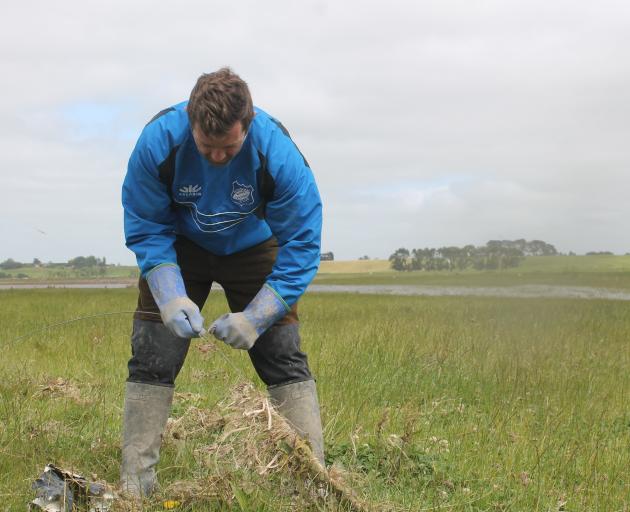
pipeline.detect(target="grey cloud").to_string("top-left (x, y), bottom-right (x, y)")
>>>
top-left (1, 0), bottom-right (629, 261)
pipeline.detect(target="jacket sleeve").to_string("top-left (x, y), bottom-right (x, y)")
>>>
top-left (122, 129), bottom-right (178, 276)
top-left (262, 124), bottom-right (322, 308)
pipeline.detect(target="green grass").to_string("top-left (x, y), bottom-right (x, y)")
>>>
top-left (4, 256), bottom-right (630, 290)
top-left (516, 255), bottom-right (630, 272)
top-left (1, 289), bottom-right (629, 510)
top-left (0, 264), bottom-right (139, 281)
top-left (315, 256), bottom-right (630, 289)
top-left (318, 255), bottom-right (630, 274)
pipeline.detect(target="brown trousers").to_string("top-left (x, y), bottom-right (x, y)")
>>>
top-left (129, 236), bottom-right (312, 387)
top-left (135, 236), bottom-right (298, 324)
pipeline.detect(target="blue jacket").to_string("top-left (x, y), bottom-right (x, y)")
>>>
top-left (122, 102), bottom-right (322, 307)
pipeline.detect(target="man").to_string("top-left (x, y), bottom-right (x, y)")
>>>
top-left (121, 68), bottom-right (324, 496)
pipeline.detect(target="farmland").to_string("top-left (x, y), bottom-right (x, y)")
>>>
top-left (315, 256), bottom-right (630, 290)
top-left (5, 255), bottom-right (630, 291)
top-left (1, 286), bottom-right (629, 510)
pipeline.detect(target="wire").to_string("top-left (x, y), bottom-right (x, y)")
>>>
top-left (7, 309), bottom-right (249, 380)
top-left (9, 310), bottom-right (161, 344)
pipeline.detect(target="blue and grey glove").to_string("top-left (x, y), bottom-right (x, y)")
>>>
top-left (146, 264), bottom-right (205, 339)
top-left (210, 284), bottom-right (289, 350)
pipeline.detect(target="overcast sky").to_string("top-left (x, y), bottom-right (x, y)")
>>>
top-left (1, 0), bottom-right (629, 263)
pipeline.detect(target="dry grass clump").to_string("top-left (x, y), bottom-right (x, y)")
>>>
top-left (36, 376), bottom-right (87, 404)
top-left (165, 404), bottom-right (225, 442)
top-left (116, 382), bottom-right (374, 511)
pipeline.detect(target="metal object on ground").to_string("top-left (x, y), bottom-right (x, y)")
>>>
top-left (30, 464), bottom-right (114, 512)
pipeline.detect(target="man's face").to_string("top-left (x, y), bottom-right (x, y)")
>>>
top-left (192, 121), bottom-right (247, 166)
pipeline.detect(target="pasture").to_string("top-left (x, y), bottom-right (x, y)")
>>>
top-left (5, 255), bottom-right (630, 290)
top-left (0, 287), bottom-right (629, 510)
top-left (316, 256), bottom-right (630, 290)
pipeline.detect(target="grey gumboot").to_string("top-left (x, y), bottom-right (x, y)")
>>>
top-left (120, 381), bottom-right (173, 497)
top-left (268, 379), bottom-right (325, 466)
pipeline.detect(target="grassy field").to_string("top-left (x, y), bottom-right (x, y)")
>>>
top-left (320, 255), bottom-right (630, 274)
top-left (1, 288), bottom-right (629, 510)
top-left (0, 264), bottom-right (139, 281)
top-left (315, 256), bottom-right (630, 289)
top-left (318, 260), bottom-right (392, 273)
top-left (4, 256), bottom-right (630, 290)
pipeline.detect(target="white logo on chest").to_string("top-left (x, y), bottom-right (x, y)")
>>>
top-left (178, 184), bottom-right (202, 197)
top-left (231, 180), bottom-right (254, 206)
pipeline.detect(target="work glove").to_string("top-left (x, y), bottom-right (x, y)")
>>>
top-left (146, 264), bottom-right (205, 339)
top-left (211, 284), bottom-right (289, 350)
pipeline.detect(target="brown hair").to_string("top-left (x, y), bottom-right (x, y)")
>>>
top-left (188, 67), bottom-right (254, 136)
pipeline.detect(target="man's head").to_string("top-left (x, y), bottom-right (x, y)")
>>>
top-left (188, 68), bottom-right (254, 166)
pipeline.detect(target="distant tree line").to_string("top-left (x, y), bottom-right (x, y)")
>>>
top-left (0, 255), bottom-right (117, 280)
top-left (0, 256), bottom-right (108, 270)
top-left (486, 239), bottom-right (558, 256)
top-left (388, 239), bottom-right (558, 272)
top-left (0, 258), bottom-right (25, 270)
top-left (67, 256), bottom-right (107, 268)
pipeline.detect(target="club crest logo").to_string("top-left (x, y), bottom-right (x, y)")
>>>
top-left (231, 180), bottom-right (254, 206)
